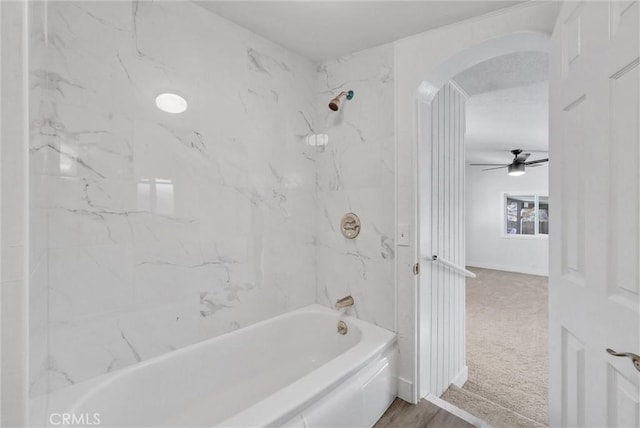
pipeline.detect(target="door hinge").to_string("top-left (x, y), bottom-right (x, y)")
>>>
top-left (413, 263), bottom-right (420, 275)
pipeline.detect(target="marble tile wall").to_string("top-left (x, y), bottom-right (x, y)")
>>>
top-left (314, 46), bottom-right (396, 331)
top-left (29, 1), bottom-right (320, 395)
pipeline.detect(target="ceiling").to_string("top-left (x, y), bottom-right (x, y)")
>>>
top-left (195, 2), bottom-right (549, 166)
top-left (453, 51), bottom-right (549, 165)
top-left (453, 51), bottom-right (549, 97)
top-left (196, 1), bottom-right (525, 62)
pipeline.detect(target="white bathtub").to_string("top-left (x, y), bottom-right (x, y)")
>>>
top-left (30, 304), bottom-right (398, 427)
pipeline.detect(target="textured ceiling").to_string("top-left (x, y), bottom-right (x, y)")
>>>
top-left (196, 1), bottom-right (527, 62)
top-left (457, 52), bottom-right (549, 165)
top-left (453, 51), bottom-right (549, 97)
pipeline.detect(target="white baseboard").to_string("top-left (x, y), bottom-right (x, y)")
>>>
top-left (466, 261), bottom-right (548, 277)
top-left (397, 377), bottom-right (416, 403)
top-left (451, 366), bottom-right (468, 388)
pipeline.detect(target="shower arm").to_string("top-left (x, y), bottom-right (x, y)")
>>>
top-left (339, 90), bottom-right (354, 100)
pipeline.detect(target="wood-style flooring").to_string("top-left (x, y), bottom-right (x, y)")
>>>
top-left (374, 398), bottom-right (476, 428)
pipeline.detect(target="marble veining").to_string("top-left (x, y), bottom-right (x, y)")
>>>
top-left (314, 44), bottom-right (396, 331)
top-left (29, 0), bottom-right (319, 396)
top-left (29, 0), bottom-right (396, 397)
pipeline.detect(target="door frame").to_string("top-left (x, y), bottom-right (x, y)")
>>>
top-left (0, 0), bottom-right (31, 425)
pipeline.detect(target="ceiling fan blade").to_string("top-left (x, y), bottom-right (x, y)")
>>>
top-left (525, 158), bottom-right (549, 165)
top-left (482, 165), bottom-right (509, 171)
top-left (516, 153), bottom-right (531, 162)
top-left (469, 163), bottom-right (511, 166)
top-left (528, 164), bottom-right (545, 168)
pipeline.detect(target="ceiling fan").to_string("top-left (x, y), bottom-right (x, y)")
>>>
top-left (469, 149), bottom-right (549, 176)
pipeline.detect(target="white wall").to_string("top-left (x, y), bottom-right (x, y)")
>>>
top-left (466, 164), bottom-right (549, 276)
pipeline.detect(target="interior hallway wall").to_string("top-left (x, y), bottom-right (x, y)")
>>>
top-left (466, 164), bottom-right (549, 276)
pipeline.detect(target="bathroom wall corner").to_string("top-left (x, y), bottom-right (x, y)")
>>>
top-left (314, 44), bottom-right (396, 332)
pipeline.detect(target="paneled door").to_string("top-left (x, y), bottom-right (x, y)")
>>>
top-left (549, 1), bottom-right (640, 426)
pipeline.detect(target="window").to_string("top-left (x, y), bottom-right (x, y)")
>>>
top-left (505, 194), bottom-right (549, 236)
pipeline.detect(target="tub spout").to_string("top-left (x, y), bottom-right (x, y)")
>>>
top-left (335, 296), bottom-right (354, 310)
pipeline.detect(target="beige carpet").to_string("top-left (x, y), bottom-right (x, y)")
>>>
top-left (441, 267), bottom-right (549, 427)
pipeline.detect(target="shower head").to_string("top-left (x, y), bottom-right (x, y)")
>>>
top-left (329, 90), bottom-right (354, 111)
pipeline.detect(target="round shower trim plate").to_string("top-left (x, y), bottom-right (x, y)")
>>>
top-left (340, 213), bottom-right (361, 239)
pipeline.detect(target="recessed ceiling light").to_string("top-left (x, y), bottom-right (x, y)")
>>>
top-left (155, 93), bottom-right (187, 114)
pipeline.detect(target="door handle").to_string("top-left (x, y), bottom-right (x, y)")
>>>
top-left (606, 348), bottom-right (640, 372)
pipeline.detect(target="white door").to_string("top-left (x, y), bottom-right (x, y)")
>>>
top-left (418, 83), bottom-right (467, 398)
top-left (549, 1), bottom-right (640, 426)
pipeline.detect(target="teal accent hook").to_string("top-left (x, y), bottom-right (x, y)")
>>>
top-left (346, 90), bottom-right (354, 100)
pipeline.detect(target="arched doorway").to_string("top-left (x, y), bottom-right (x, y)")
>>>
top-left (415, 30), bottom-right (551, 401)
top-left (392, 0), bottom-right (560, 406)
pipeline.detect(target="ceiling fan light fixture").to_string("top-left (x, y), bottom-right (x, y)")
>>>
top-left (508, 163), bottom-right (526, 176)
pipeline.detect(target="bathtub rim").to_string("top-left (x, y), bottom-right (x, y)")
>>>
top-left (220, 325), bottom-right (398, 427)
top-left (30, 304), bottom-right (396, 427)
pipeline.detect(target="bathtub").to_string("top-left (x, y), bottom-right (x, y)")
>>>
top-left (30, 304), bottom-right (398, 427)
